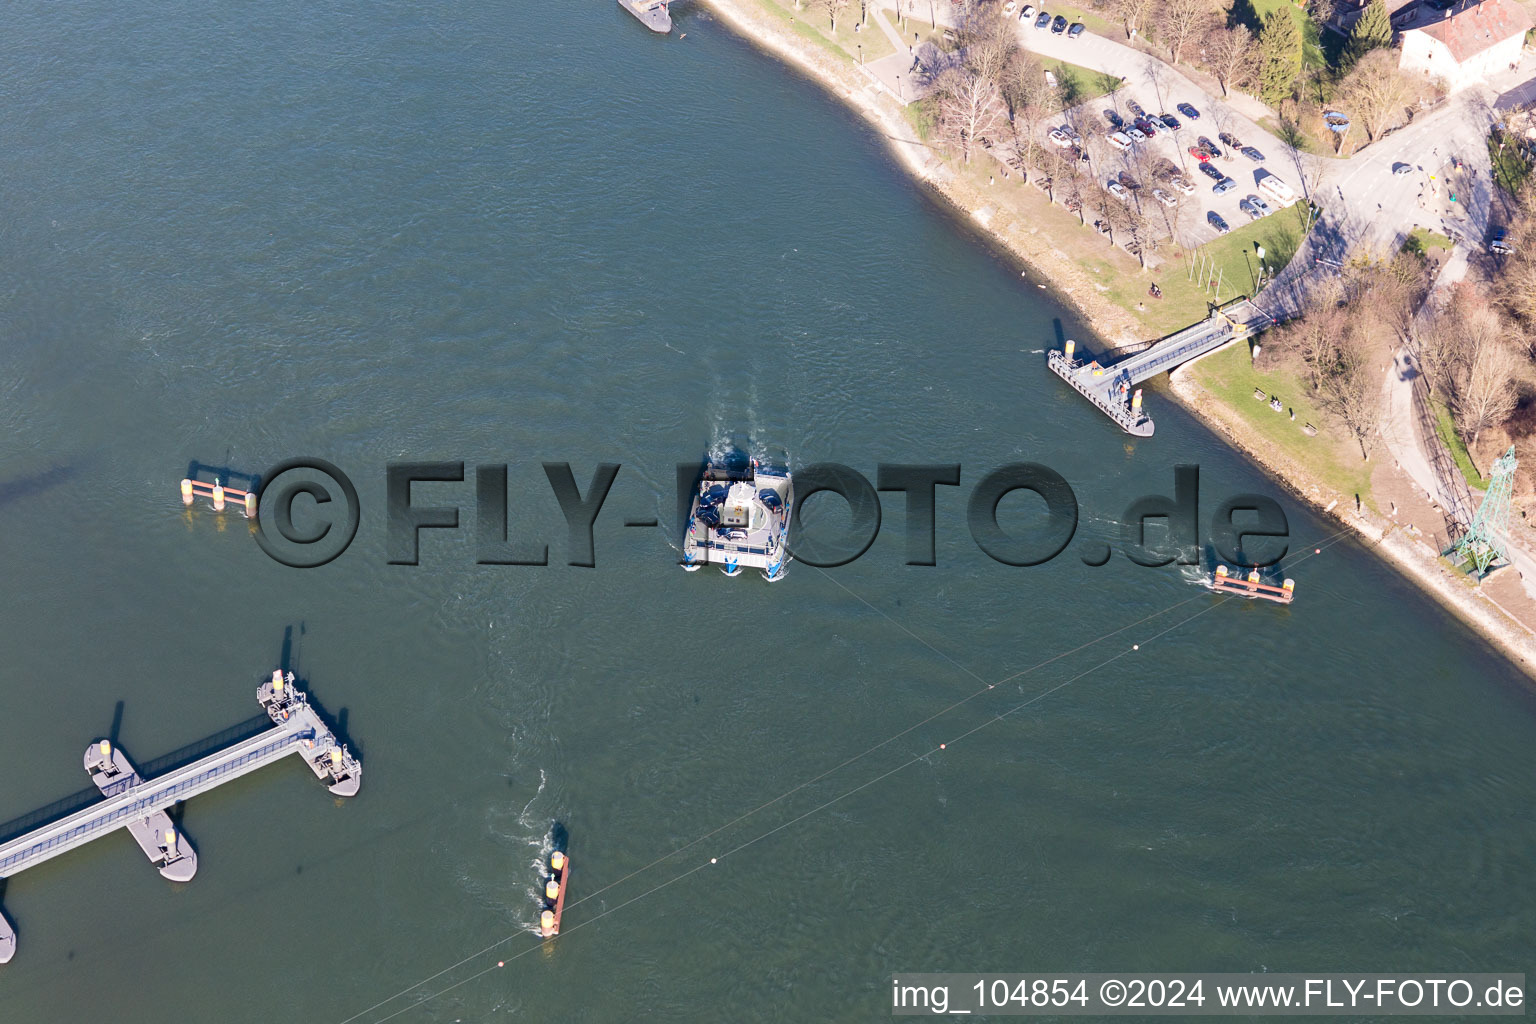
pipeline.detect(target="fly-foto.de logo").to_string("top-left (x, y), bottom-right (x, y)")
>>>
top-left (247, 460), bottom-right (1289, 571)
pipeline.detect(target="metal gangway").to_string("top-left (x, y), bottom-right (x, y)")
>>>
top-left (0, 671), bottom-right (360, 964)
top-left (1046, 300), bottom-right (1273, 436)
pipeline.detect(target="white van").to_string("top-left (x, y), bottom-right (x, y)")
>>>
top-left (1106, 131), bottom-right (1132, 151)
top-left (1256, 172), bottom-right (1299, 208)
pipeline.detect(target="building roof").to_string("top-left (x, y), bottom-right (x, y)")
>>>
top-left (1405, 0), bottom-right (1534, 63)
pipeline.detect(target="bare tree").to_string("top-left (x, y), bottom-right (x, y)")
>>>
top-left (933, 66), bottom-right (1007, 164)
top-left (1157, 0), bottom-right (1225, 66)
top-left (1458, 330), bottom-right (1521, 447)
top-left (1108, 0), bottom-right (1158, 40)
top-left (1337, 49), bottom-right (1418, 143)
top-left (1320, 327), bottom-right (1383, 460)
top-left (1493, 183), bottom-right (1536, 332)
top-left (958, 1), bottom-right (1017, 85)
top-left (1422, 284), bottom-right (1522, 447)
top-left (811, 0), bottom-right (852, 32)
top-left (1205, 25), bottom-right (1255, 97)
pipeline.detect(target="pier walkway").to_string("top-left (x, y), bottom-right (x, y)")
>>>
top-left (0, 672), bottom-right (360, 964)
top-left (1047, 299), bottom-right (1273, 436)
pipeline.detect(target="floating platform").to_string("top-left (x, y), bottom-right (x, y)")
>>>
top-left (540, 849), bottom-right (569, 937)
top-left (1047, 300), bottom-right (1273, 436)
top-left (1207, 565), bottom-right (1295, 604)
top-left (0, 670), bottom-right (360, 964)
top-left (619, 0), bottom-right (672, 32)
top-left (85, 741), bottom-right (198, 881)
top-left (180, 476), bottom-right (257, 517)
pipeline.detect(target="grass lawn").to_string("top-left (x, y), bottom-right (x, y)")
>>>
top-left (1042, 58), bottom-right (1116, 110)
top-left (1026, 1), bottom-right (1123, 40)
top-left (1258, 115), bottom-right (1350, 160)
top-left (754, 0), bottom-right (914, 66)
top-left (1187, 200), bottom-right (1314, 301)
top-left (1489, 132), bottom-right (1533, 198)
top-left (1430, 395), bottom-right (1485, 488)
top-left (1182, 342), bottom-right (1376, 504)
top-left (1242, 0), bottom-right (1325, 68)
top-left (1403, 227), bottom-right (1453, 258)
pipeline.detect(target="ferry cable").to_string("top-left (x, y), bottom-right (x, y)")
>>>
top-left (337, 597), bottom-right (1210, 1024)
top-left (355, 597), bottom-right (1238, 1024)
top-left (343, 527), bottom-right (1356, 1023)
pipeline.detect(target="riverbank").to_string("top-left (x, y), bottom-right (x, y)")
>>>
top-left (696, 0), bottom-right (1150, 349)
top-left (697, 0), bottom-right (1536, 677)
top-left (1170, 353), bottom-right (1536, 675)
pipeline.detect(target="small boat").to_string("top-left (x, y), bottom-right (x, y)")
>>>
top-left (619, 0), bottom-right (671, 33)
top-left (1206, 564), bottom-right (1295, 604)
top-left (681, 453), bottom-right (794, 581)
top-left (540, 849), bottom-right (569, 938)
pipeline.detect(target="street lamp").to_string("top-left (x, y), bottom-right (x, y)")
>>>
top-left (858, 42), bottom-right (863, 64)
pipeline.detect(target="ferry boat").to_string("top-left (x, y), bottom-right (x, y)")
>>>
top-left (619, 0), bottom-right (672, 32)
top-left (540, 849), bottom-right (569, 938)
top-left (1206, 564), bottom-right (1295, 604)
top-left (681, 454), bottom-right (793, 581)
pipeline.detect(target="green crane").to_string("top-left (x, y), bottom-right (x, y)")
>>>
top-left (1446, 445), bottom-right (1518, 580)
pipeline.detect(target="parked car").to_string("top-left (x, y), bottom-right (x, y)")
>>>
top-left (1241, 146), bottom-right (1264, 161)
top-left (1197, 136), bottom-right (1222, 158)
top-left (1152, 188), bottom-right (1177, 208)
top-left (1208, 210), bottom-right (1231, 234)
top-left (1219, 131), bottom-right (1242, 149)
top-left (1020, 4), bottom-right (1036, 18)
top-left (1212, 176), bottom-right (1238, 194)
top-left (1106, 131), bottom-right (1132, 151)
top-left (1035, 11), bottom-right (1052, 28)
top-left (1048, 127), bottom-right (1072, 147)
top-left (1104, 109), bottom-right (1124, 128)
top-left (1107, 180), bottom-right (1129, 200)
top-left (1051, 14), bottom-right (1068, 33)
top-left (1158, 113), bottom-right (1181, 130)
top-left (1134, 118), bottom-right (1160, 137)
top-left (1117, 171), bottom-right (1141, 189)
top-left (1176, 102), bottom-right (1200, 120)
top-left (1188, 146), bottom-right (1211, 163)
top-left (1197, 161), bottom-right (1224, 181)
top-left (1126, 99), bottom-right (1145, 117)
top-left (1004, 0), bottom-right (1017, 13)
top-left (1239, 194), bottom-right (1271, 219)
top-left (1170, 176), bottom-right (1196, 195)
top-left (1125, 126), bottom-right (1147, 142)
top-left (1392, 162), bottom-right (1413, 176)
top-left (1490, 228), bottom-right (1515, 254)
top-left (1067, 21), bottom-right (1086, 37)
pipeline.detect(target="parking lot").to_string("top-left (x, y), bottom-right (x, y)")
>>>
top-left (1011, 10), bottom-right (1309, 256)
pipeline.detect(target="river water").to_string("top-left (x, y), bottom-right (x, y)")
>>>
top-left (0, 2), bottom-right (1532, 1020)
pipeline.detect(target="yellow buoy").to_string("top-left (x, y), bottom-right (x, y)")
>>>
top-left (244, 491), bottom-right (258, 519)
top-left (1247, 569), bottom-right (1261, 584)
top-left (550, 851), bottom-right (565, 871)
top-left (1283, 579), bottom-right (1295, 592)
top-left (540, 910), bottom-right (555, 932)
top-left (1131, 388), bottom-right (1143, 411)
top-left (329, 748), bottom-right (343, 767)
top-left (545, 879), bottom-right (560, 900)
top-left (1215, 565), bottom-right (1228, 577)
top-left (211, 482), bottom-right (226, 511)
top-left (165, 829), bottom-right (177, 851)
top-left (99, 740), bottom-right (111, 759)
top-left (1064, 339), bottom-right (1075, 360)
top-left (180, 479), bottom-right (194, 505)
top-left (273, 670), bottom-right (284, 694)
